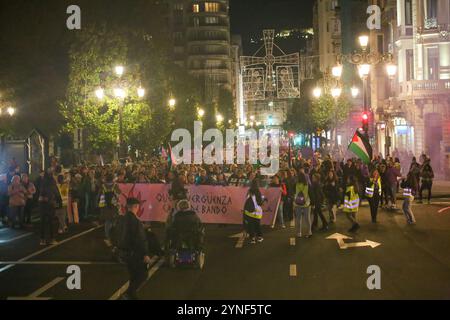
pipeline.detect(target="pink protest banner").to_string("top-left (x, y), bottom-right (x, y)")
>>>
top-left (118, 184), bottom-right (281, 226)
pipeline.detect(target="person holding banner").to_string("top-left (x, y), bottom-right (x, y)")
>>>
top-left (243, 179), bottom-right (266, 244)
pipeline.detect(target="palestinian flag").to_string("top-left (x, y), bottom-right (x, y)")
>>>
top-left (348, 130), bottom-right (373, 164)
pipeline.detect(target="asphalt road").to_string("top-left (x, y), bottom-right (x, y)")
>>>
top-left (1, 200), bottom-right (450, 300)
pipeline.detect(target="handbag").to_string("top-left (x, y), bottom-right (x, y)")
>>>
top-left (295, 191), bottom-right (306, 206)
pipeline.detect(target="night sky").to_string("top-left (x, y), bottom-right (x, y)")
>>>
top-left (230, 0), bottom-right (315, 51)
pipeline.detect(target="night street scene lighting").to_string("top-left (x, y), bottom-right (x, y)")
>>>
top-left (1, 0), bottom-right (450, 310)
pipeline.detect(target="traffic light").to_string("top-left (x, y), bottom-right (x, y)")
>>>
top-left (362, 112), bottom-right (369, 135)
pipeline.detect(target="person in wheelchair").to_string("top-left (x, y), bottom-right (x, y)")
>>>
top-left (166, 199), bottom-right (204, 251)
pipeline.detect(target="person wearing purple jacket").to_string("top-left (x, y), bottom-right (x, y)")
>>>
top-left (386, 161), bottom-right (402, 209)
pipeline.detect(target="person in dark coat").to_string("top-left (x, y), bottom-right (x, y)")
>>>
top-left (310, 173), bottom-right (328, 231)
top-left (38, 171), bottom-right (62, 245)
top-left (120, 197), bottom-right (151, 300)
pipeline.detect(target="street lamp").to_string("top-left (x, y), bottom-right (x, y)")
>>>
top-left (168, 98), bottom-right (176, 109)
top-left (115, 65), bottom-right (124, 77)
top-left (95, 88), bottom-right (105, 100)
top-left (6, 107), bottom-right (15, 116)
top-left (386, 63), bottom-right (398, 79)
top-left (198, 108), bottom-right (205, 118)
top-left (331, 87), bottom-right (342, 99)
top-left (137, 87), bottom-right (146, 98)
top-left (216, 114), bottom-right (224, 124)
top-left (351, 87), bottom-right (360, 98)
top-left (358, 64), bottom-right (371, 79)
top-left (331, 64), bottom-right (343, 79)
top-left (358, 35), bottom-right (369, 51)
top-left (114, 88), bottom-right (127, 99)
top-left (313, 87), bottom-right (322, 98)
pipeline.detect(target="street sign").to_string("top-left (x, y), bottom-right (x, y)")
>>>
top-left (326, 233), bottom-right (381, 250)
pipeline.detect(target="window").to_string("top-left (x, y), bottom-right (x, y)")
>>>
top-left (406, 49), bottom-right (414, 81)
top-left (425, 0), bottom-right (437, 19)
top-left (193, 17), bottom-right (200, 27)
top-left (173, 32), bottom-right (183, 40)
top-left (174, 3), bottom-right (183, 11)
top-left (205, 16), bottom-right (219, 24)
top-left (424, 0), bottom-right (438, 29)
top-left (405, 0), bottom-right (412, 25)
top-left (193, 4), bottom-right (200, 13)
top-left (427, 47), bottom-right (439, 80)
top-left (205, 2), bottom-right (219, 12)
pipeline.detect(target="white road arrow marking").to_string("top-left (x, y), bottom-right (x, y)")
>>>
top-left (438, 206), bottom-right (450, 213)
top-left (326, 233), bottom-right (381, 250)
top-left (229, 232), bottom-right (246, 248)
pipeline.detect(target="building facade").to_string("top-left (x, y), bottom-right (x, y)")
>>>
top-left (375, 0), bottom-right (450, 174)
top-left (168, 0), bottom-right (234, 100)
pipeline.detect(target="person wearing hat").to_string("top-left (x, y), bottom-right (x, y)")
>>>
top-left (120, 197), bottom-right (151, 300)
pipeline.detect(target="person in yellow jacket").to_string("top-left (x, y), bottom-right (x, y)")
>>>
top-left (294, 172), bottom-right (312, 238)
top-left (343, 175), bottom-right (360, 233)
top-left (366, 170), bottom-right (382, 223)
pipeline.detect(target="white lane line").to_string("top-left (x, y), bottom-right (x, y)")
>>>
top-left (109, 257), bottom-right (162, 300)
top-left (0, 261), bottom-right (120, 266)
top-left (235, 234), bottom-right (246, 249)
top-left (7, 277), bottom-right (64, 300)
top-left (289, 264), bottom-right (297, 277)
top-left (290, 237), bottom-right (296, 246)
top-left (29, 277), bottom-right (65, 298)
top-left (0, 225), bottom-right (103, 273)
top-left (0, 232), bottom-right (33, 244)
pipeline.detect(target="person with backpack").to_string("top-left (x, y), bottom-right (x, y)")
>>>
top-left (243, 179), bottom-right (266, 244)
top-left (343, 175), bottom-right (360, 233)
top-left (294, 172), bottom-right (312, 238)
top-left (118, 197), bottom-right (151, 300)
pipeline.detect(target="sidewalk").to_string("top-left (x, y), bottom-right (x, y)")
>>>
top-left (429, 180), bottom-right (450, 199)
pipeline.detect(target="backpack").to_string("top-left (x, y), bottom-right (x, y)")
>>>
top-left (295, 191), bottom-right (306, 206)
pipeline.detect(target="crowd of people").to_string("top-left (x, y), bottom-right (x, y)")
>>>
top-left (0, 149), bottom-right (436, 245)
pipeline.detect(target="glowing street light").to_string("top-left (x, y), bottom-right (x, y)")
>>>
top-left (358, 35), bottom-right (369, 51)
top-left (313, 87), bottom-right (322, 98)
top-left (332, 64), bottom-right (343, 79)
top-left (331, 87), bottom-right (342, 99)
top-left (358, 64), bottom-right (371, 79)
top-left (386, 63), bottom-right (398, 78)
top-left (115, 65), bottom-right (124, 77)
top-left (95, 88), bottom-right (105, 100)
top-left (114, 88), bottom-right (127, 99)
top-left (351, 87), bottom-right (360, 98)
top-left (137, 87), bottom-right (146, 98)
top-left (168, 98), bottom-right (176, 109)
top-left (198, 108), bottom-right (205, 118)
top-left (7, 107), bottom-right (15, 116)
top-left (216, 114), bottom-right (224, 124)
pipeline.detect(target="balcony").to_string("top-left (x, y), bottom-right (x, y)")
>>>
top-left (398, 80), bottom-right (450, 99)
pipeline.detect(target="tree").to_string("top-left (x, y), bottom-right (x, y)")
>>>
top-left (311, 93), bottom-right (352, 132)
